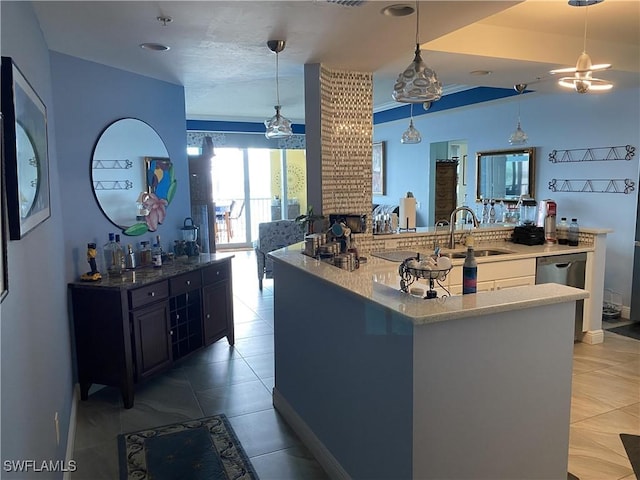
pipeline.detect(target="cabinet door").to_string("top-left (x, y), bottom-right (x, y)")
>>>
top-left (131, 301), bottom-right (172, 380)
top-left (494, 276), bottom-right (536, 290)
top-left (202, 281), bottom-right (233, 346)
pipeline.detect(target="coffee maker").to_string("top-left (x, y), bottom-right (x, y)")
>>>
top-left (537, 199), bottom-right (557, 244)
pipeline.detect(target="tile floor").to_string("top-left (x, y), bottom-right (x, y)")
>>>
top-left (71, 249), bottom-right (639, 479)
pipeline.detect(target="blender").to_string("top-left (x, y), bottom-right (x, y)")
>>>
top-left (180, 217), bottom-right (200, 257)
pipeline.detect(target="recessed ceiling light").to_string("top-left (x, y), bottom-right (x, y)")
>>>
top-left (469, 70), bottom-right (492, 76)
top-left (140, 43), bottom-right (170, 52)
top-left (381, 4), bottom-right (415, 17)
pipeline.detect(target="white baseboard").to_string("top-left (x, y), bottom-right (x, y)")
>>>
top-left (582, 329), bottom-right (605, 345)
top-left (63, 384), bottom-right (79, 480)
top-left (272, 388), bottom-right (350, 480)
top-left (622, 305), bottom-right (630, 320)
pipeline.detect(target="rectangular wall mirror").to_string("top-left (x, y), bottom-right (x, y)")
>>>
top-left (476, 147), bottom-right (535, 202)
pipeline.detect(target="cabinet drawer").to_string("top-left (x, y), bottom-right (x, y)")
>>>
top-left (129, 281), bottom-right (169, 309)
top-left (170, 271), bottom-right (202, 296)
top-left (202, 262), bottom-right (230, 285)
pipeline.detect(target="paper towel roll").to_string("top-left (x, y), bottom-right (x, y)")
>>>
top-left (399, 198), bottom-right (416, 229)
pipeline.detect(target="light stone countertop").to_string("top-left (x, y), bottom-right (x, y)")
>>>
top-left (269, 243), bottom-right (589, 325)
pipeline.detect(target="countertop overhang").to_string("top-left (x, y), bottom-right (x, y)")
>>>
top-left (269, 242), bottom-right (589, 325)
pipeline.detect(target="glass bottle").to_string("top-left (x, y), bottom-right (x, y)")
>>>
top-left (568, 218), bottom-right (579, 246)
top-left (557, 217), bottom-right (569, 245)
top-left (103, 233), bottom-right (124, 276)
top-left (115, 234), bottom-right (126, 272)
top-left (462, 245), bottom-right (477, 294)
top-left (152, 243), bottom-right (163, 268)
top-left (139, 241), bottom-right (152, 266)
top-left (125, 244), bottom-right (137, 269)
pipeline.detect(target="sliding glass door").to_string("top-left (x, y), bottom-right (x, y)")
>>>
top-left (211, 147), bottom-right (306, 248)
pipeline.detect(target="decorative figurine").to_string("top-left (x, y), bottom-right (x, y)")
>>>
top-left (80, 243), bottom-right (102, 281)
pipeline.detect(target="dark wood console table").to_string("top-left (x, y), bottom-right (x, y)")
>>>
top-left (68, 254), bottom-right (234, 408)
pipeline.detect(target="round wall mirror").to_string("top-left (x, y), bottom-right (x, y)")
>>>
top-left (91, 118), bottom-right (176, 235)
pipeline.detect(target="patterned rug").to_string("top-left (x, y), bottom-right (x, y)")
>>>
top-left (118, 414), bottom-right (259, 480)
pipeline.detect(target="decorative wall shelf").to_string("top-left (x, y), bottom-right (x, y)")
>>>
top-left (548, 145), bottom-right (635, 163)
top-left (93, 180), bottom-right (133, 191)
top-left (549, 179), bottom-right (635, 194)
top-left (92, 159), bottom-right (133, 169)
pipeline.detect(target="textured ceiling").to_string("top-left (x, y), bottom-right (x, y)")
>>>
top-left (31, 0), bottom-right (640, 122)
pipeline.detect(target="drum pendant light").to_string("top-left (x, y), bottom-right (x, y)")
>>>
top-left (392, 1), bottom-right (442, 103)
top-left (265, 40), bottom-right (293, 139)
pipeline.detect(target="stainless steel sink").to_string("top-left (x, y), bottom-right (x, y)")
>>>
top-left (447, 248), bottom-right (514, 259)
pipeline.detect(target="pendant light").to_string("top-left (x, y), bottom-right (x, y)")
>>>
top-left (509, 84), bottom-right (528, 146)
top-left (401, 104), bottom-right (422, 144)
top-left (264, 40), bottom-right (293, 139)
top-left (392, 1), bottom-right (442, 104)
top-left (549, 0), bottom-right (612, 93)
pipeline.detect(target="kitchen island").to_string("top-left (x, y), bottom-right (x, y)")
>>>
top-left (269, 246), bottom-right (588, 479)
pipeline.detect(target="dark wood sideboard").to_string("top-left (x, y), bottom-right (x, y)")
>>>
top-left (68, 254), bottom-right (234, 408)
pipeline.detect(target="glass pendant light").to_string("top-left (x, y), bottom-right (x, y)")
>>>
top-left (265, 40), bottom-right (293, 139)
top-left (392, 1), bottom-right (442, 104)
top-left (509, 84), bottom-right (528, 146)
top-left (401, 104), bottom-right (422, 144)
top-left (549, 0), bottom-right (612, 93)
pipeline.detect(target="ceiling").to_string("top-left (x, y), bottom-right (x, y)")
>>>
top-left (31, 0), bottom-right (640, 123)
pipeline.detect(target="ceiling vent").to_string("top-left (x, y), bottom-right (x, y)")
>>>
top-left (326, 0), bottom-right (366, 6)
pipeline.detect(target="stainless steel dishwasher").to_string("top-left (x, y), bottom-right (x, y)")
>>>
top-left (536, 253), bottom-right (587, 340)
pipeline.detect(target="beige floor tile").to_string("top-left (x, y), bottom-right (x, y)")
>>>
top-left (620, 402), bottom-right (640, 419)
top-left (572, 369), bottom-right (640, 411)
top-left (571, 409), bottom-right (640, 459)
top-left (569, 427), bottom-right (634, 480)
top-left (604, 359), bottom-right (640, 383)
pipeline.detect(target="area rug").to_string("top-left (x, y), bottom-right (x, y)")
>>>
top-left (620, 433), bottom-right (640, 477)
top-left (607, 322), bottom-right (640, 341)
top-left (118, 414), bottom-right (259, 480)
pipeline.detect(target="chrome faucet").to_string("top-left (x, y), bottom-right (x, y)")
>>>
top-left (448, 207), bottom-right (480, 249)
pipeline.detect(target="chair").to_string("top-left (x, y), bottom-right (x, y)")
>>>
top-left (254, 220), bottom-right (305, 289)
top-left (228, 200), bottom-right (245, 239)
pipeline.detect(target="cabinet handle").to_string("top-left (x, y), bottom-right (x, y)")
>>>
top-left (176, 314), bottom-right (180, 320)
top-left (148, 291), bottom-right (155, 297)
top-left (216, 271), bottom-right (220, 276)
top-left (186, 280), bottom-right (191, 285)
top-left (206, 314), bottom-right (210, 319)
top-left (170, 330), bottom-right (174, 336)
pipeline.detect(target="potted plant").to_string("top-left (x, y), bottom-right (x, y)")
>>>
top-left (295, 206), bottom-right (325, 234)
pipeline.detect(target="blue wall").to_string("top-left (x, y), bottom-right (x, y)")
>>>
top-left (50, 52), bottom-right (190, 281)
top-left (373, 87), bottom-right (640, 308)
top-left (0, 4), bottom-right (189, 476)
top-left (1, 2), bottom-right (72, 476)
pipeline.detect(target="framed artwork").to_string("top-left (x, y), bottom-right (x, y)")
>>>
top-left (1, 113), bottom-right (8, 302)
top-left (1, 57), bottom-right (51, 240)
top-left (372, 141), bottom-right (385, 195)
top-left (145, 156), bottom-right (175, 200)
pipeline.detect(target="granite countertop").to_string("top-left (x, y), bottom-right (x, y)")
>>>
top-left (269, 243), bottom-right (589, 325)
top-left (69, 252), bottom-right (235, 290)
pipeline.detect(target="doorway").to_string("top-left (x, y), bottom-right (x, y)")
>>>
top-left (211, 147), bottom-right (307, 249)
